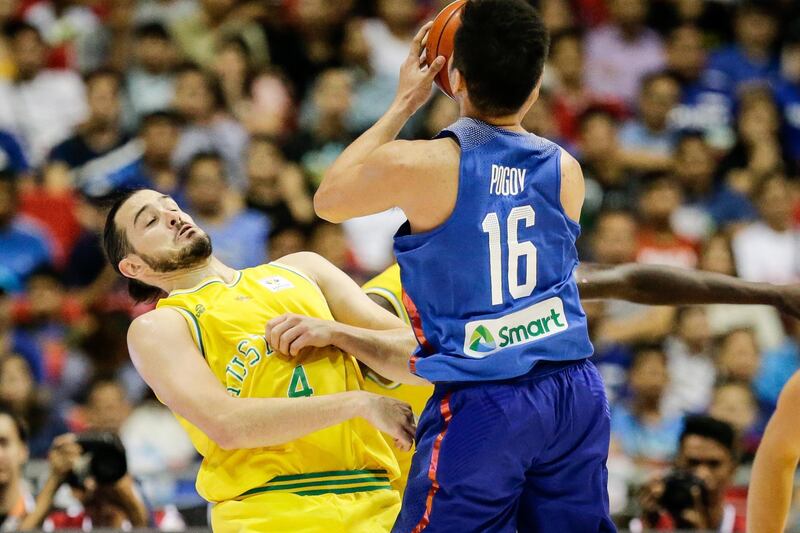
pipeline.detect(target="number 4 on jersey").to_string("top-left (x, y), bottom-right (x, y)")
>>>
top-left (481, 206), bottom-right (538, 306)
top-left (288, 365), bottom-right (314, 397)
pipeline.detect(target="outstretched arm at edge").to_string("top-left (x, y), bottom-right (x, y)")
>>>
top-left (576, 262), bottom-right (796, 314)
top-left (748, 371), bottom-right (800, 533)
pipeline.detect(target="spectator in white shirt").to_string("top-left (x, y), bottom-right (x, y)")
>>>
top-left (0, 21), bottom-right (87, 166)
top-left (733, 174), bottom-right (800, 284)
top-left (171, 62), bottom-right (248, 190)
top-left (663, 306), bottom-right (717, 417)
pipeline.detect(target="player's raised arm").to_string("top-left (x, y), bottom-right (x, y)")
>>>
top-left (748, 371), bottom-right (800, 533)
top-left (314, 22), bottom-right (446, 223)
top-left (128, 307), bottom-right (417, 450)
top-left (266, 252), bottom-right (428, 385)
top-left (576, 262), bottom-right (800, 316)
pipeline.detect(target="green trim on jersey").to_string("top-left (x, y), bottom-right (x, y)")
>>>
top-left (364, 287), bottom-right (410, 325)
top-left (238, 469), bottom-right (391, 498)
top-left (173, 307), bottom-right (206, 358)
top-left (168, 270), bottom-right (243, 296)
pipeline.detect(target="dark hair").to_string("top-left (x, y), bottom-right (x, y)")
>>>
top-left (134, 22), bottom-right (171, 41)
top-left (753, 173), bottom-right (787, 202)
top-left (102, 189), bottom-right (165, 303)
top-left (175, 62), bottom-right (226, 111)
top-left (84, 67), bottom-right (123, 91)
top-left (640, 71), bottom-right (680, 94)
top-left (84, 376), bottom-right (126, 405)
top-left (675, 305), bottom-right (706, 327)
top-left (640, 170), bottom-right (678, 192)
top-left (219, 35), bottom-right (251, 59)
top-left (736, 1), bottom-right (776, 20)
top-left (680, 415), bottom-right (736, 455)
top-left (3, 20), bottom-right (40, 41)
top-left (453, 0), bottom-right (550, 116)
top-left (550, 27), bottom-right (584, 53)
top-left (675, 130), bottom-right (707, 153)
top-left (182, 151), bottom-right (225, 184)
top-left (26, 264), bottom-right (62, 285)
top-left (0, 168), bottom-right (17, 191)
top-left (629, 345), bottom-right (666, 374)
top-left (578, 105), bottom-right (618, 131)
top-left (140, 109), bottom-right (182, 131)
top-left (0, 406), bottom-right (28, 444)
top-left (594, 207), bottom-right (636, 226)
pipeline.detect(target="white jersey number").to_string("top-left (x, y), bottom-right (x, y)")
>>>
top-left (481, 206), bottom-right (537, 306)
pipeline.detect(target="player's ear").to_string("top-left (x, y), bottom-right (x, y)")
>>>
top-left (451, 61), bottom-right (465, 96)
top-left (119, 255), bottom-right (145, 280)
top-left (520, 77), bottom-right (542, 117)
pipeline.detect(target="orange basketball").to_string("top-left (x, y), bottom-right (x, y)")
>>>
top-left (425, 0), bottom-right (467, 99)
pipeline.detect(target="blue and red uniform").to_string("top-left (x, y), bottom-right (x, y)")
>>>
top-left (393, 118), bottom-right (615, 532)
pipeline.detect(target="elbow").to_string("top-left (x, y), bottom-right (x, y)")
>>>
top-left (313, 186), bottom-right (346, 223)
top-left (203, 414), bottom-right (243, 451)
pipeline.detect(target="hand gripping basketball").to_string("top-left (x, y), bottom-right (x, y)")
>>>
top-left (425, 0), bottom-right (467, 98)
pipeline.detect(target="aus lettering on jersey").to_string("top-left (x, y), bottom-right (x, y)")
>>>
top-left (225, 335), bottom-right (273, 396)
top-left (490, 164), bottom-right (527, 196)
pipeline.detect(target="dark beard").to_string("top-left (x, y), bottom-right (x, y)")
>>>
top-left (141, 233), bottom-right (213, 273)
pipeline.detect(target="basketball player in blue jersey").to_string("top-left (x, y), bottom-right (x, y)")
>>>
top-left (313, 0), bottom-right (612, 530)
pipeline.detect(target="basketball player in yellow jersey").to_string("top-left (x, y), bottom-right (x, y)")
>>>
top-left (361, 264), bottom-right (433, 494)
top-left (102, 189), bottom-right (425, 533)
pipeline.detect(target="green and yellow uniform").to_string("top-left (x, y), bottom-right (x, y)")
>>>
top-left (361, 264), bottom-right (435, 494)
top-left (157, 262), bottom-right (401, 533)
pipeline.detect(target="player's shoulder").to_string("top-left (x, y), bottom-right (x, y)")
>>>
top-left (129, 307), bottom-right (185, 337)
top-left (379, 138), bottom-right (459, 171)
top-left (127, 307), bottom-right (190, 357)
top-left (269, 251), bottom-right (332, 284)
top-left (558, 147), bottom-right (582, 175)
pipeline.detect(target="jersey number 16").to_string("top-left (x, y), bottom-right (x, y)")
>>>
top-left (481, 206), bottom-right (537, 305)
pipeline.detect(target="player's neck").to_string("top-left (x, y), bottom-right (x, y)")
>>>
top-left (461, 102), bottom-right (526, 134)
top-left (153, 256), bottom-right (238, 294)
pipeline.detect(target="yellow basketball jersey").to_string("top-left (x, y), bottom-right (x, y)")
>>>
top-left (157, 262), bottom-right (400, 503)
top-left (361, 264), bottom-right (434, 493)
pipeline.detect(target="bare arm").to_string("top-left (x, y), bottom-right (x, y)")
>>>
top-left (129, 308), bottom-right (415, 450)
top-left (314, 22), bottom-right (446, 223)
top-left (268, 253), bottom-right (427, 385)
top-left (560, 149), bottom-right (585, 223)
top-left (748, 371), bottom-right (800, 533)
top-left (576, 263), bottom-right (798, 314)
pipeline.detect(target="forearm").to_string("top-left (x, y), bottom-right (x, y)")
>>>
top-left (580, 264), bottom-right (782, 307)
top-left (748, 437), bottom-right (798, 532)
top-left (214, 391), bottom-right (368, 449)
top-left (330, 323), bottom-right (428, 385)
top-left (19, 475), bottom-right (61, 530)
top-left (116, 482), bottom-right (149, 527)
top-left (315, 102), bottom-right (413, 221)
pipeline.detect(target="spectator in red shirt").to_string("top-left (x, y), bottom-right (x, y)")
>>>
top-left (635, 172), bottom-right (698, 269)
top-left (634, 415), bottom-right (746, 532)
top-left (548, 28), bottom-right (625, 144)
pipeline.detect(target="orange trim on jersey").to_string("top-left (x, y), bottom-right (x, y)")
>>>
top-left (412, 392), bottom-right (453, 533)
top-left (402, 290), bottom-right (433, 355)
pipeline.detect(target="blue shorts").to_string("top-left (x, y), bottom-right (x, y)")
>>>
top-left (392, 359), bottom-right (616, 533)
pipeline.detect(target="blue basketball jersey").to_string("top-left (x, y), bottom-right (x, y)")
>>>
top-left (394, 117), bottom-right (593, 382)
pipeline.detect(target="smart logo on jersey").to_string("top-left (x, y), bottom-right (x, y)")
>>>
top-left (462, 297), bottom-right (569, 358)
top-left (468, 325), bottom-right (497, 353)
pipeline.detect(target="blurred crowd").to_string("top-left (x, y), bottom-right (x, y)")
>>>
top-left (0, 0), bottom-right (798, 530)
